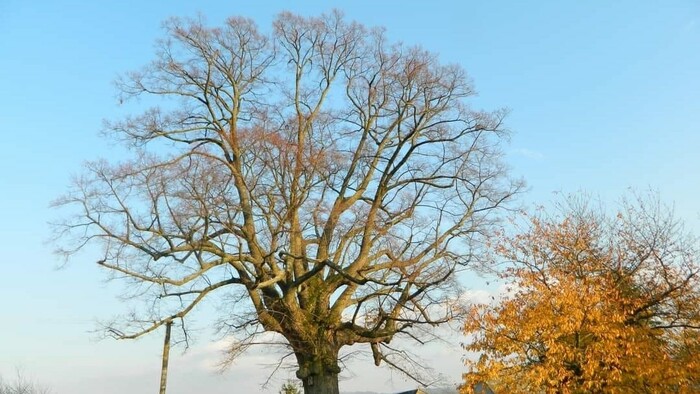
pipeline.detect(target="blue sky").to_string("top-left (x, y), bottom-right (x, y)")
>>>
top-left (1, 1), bottom-right (699, 393)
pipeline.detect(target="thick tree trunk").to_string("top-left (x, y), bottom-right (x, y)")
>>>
top-left (295, 348), bottom-right (341, 394)
top-left (299, 370), bottom-right (339, 394)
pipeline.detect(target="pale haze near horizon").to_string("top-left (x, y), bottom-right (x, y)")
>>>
top-left (1, 1), bottom-right (699, 393)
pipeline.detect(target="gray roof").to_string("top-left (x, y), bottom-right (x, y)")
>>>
top-left (395, 389), bottom-right (427, 394)
top-left (473, 382), bottom-right (495, 394)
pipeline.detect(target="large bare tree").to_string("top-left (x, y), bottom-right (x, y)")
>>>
top-left (54, 11), bottom-right (520, 394)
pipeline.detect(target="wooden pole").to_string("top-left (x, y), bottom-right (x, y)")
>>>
top-left (159, 321), bottom-right (173, 394)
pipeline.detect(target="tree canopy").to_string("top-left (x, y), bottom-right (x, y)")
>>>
top-left (53, 11), bottom-right (519, 394)
top-left (462, 195), bottom-right (700, 393)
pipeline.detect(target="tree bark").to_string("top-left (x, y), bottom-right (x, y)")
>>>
top-left (300, 371), bottom-right (339, 394)
top-left (295, 348), bottom-right (341, 394)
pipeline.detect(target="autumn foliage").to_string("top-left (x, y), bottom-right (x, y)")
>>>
top-left (462, 196), bottom-right (700, 393)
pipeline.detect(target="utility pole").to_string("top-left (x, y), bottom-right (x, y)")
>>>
top-left (159, 321), bottom-right (173, 394)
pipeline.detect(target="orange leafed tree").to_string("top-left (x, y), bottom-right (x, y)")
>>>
top-left (462, 195), bottom-right (700, 394)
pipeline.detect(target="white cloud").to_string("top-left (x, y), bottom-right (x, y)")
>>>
top-left (512, 148), bottom-right (544, 160)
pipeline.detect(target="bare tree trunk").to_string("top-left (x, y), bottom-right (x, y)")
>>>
top-left (296, 348), bottom-right (341, 394)
top-left (159, 321), bottom-right (172, 394)
top-left (300, 372), bottom-right (339, 394)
